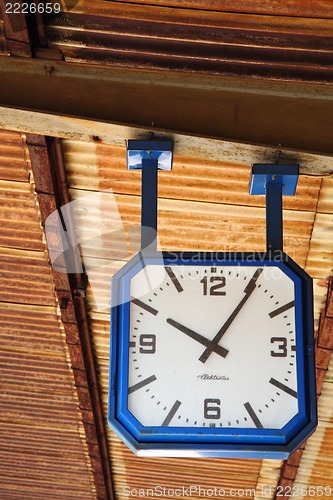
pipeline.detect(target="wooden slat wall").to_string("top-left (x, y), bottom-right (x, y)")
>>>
top-left (0, 130), bottom-right (96, 499)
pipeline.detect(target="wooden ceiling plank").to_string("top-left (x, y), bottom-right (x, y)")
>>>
top-left (0, 106), bottom-right (332, 177)
top-left (0, 57), bottom-right (333, 156)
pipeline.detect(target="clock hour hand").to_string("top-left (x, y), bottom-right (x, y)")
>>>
top-left (199, 268), bottom-right (263, 364)
top-left (166, 318), bottom-right (229, 358)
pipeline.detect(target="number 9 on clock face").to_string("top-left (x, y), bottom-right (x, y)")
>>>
top-left (108, 252), bottom-right (317, 458)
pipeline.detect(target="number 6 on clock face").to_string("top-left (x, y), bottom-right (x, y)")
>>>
top-left (108, 252), bottom-right (317, 458)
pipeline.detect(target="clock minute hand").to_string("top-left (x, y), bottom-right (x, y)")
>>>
top-left (166, 318), bottom-right (229, 358)
top-left (199, 268), bottom-right (263, 364)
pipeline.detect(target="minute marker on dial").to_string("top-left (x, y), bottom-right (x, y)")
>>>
top-left (128, 375), bottom-right (157, 394)
top-left (165, 267), bottom-right (183, 293)
top-left (269, 300), bottom-right (295, 318)
top-left (269, 378), bottom-right (297, 398)
top-left (244, 402), bottom-right (263, 428)
top-left (161, 400), bottom-right (182, 426)
top-left (131, 298), bottom-right (159, 316)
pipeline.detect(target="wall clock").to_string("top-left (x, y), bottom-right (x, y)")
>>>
top-left (108, 143), bottom-right (317, 458)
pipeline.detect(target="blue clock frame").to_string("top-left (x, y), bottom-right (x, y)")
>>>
top-left (108, 251), bottom-right (317, 458)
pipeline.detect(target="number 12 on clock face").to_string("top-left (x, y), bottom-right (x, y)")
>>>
top-left (108, 252), bottom-right (317, 458)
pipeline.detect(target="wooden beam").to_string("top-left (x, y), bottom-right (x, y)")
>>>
top-left (0, 105), bottom-right (332, 176)
top-left (0, 57), bottom-right (333, 155)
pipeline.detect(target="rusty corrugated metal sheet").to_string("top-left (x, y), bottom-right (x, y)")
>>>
top-left (0, 178), bottom-right (45, 251)
top-left (0, 130), bottom-right (29, 180)
top-left (317, 178), bottom-right (333, 214)
top-left (61, 136), bottom-right (333, 498)
top-left (0, 130), bottom-right (97, 499)
top-left (111, 448), bottom-right (263, 499)
top-left (45, 2), bottom-right (333, 82)
top-left (0, 131), bottom-right (44, 252)
top-left (0, 247), bottom-right (55, 305)
top-left (0, 303), bottom-right (96, 499)
top-left (108, 0), bottom-right (333, 18)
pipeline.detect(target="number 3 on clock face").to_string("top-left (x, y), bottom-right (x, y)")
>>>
top-left (108, 252), bottom-right (317, 458)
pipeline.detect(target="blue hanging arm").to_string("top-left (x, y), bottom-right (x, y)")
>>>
top-left (141, 157), bottom-right (158, 251)
top-left (249, 164), bottom-right (299, 254)
top-left (266, 179), bottom-right (283, 253)
top-left (127, 140), bottom-right (173, 252)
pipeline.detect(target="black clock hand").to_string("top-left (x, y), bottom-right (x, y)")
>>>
top-left (166, 318), bottom-right (229, 358)
top-left (199, 268), bottom-right (263, 364)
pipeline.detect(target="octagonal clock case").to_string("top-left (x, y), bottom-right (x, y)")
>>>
top-left (108, 250), bottom-right (317, 458)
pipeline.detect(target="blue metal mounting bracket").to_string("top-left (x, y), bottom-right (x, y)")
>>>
top-left (127, 140), bottom-right (173, 251)
top-left (249, 164), bottom-right (299, 253)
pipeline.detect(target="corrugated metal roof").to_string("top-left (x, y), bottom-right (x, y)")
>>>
top-left (45, 1), bottom-right (333, 82)
top-left (317, 178), bottom-right (333, 214)
top-left (0, 247), bottom-right (55, 305)
top-left (106, 0), bottom-right (333, 18)
top-left (0, 106), bottom-right (332, 500)
top-left (1, 0), bottom-right (333, 496)
top-left (0, 130), bottom-right (28, 181)
top-left (0, 130), bottom-right (97, 499)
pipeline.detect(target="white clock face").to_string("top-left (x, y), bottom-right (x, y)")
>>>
top-left (127, 264), bottom-right (298, 430)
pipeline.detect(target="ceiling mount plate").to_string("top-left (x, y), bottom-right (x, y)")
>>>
top-left (249, 164), bottom-right (299, 196)
top-left (127, 140), bottom-right (173, 171)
